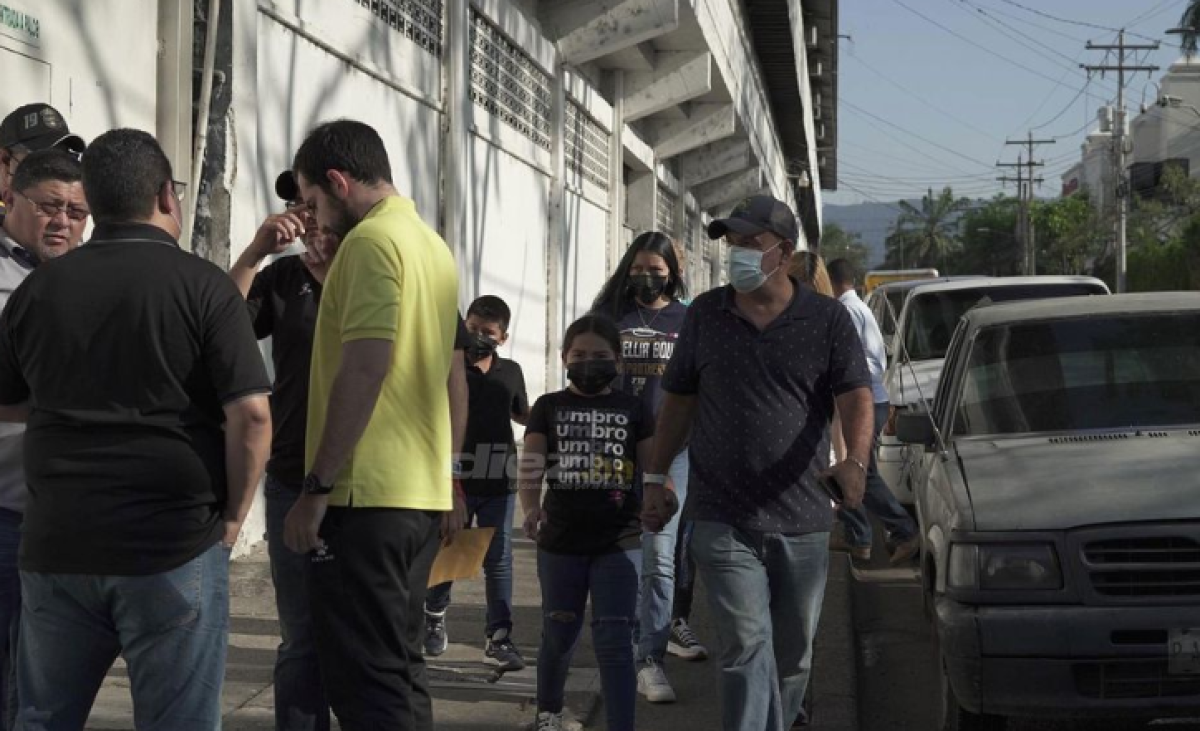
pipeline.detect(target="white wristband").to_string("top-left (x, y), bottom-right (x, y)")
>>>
top-left (642, 473), bottom-right (669, 486)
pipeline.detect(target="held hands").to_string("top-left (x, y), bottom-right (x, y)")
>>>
top-left (823, 458), bottom-right (867, 510)
top-left (250, 206), bottom-right (307, 259)
top-left (640, 479), bottom-right (680, 532)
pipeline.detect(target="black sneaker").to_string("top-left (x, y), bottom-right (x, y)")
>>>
top-left (484, 628), bottom-right (526, 671)
top-left (424, 611), bottom-right (448, 657)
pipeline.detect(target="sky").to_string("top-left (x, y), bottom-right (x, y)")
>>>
top-left (824, 0), bottom-right (1194, 207)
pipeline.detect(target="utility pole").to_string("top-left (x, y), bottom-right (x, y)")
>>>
top-left (1083, 30), bottom-right (1159, 293)
top-left (997, 129), bottom-right (1052, 275)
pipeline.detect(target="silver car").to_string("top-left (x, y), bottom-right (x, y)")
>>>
top-left (879, 276), bottom-right (1110, 503)
top-left (898, 292), bottom-right (1200, 730)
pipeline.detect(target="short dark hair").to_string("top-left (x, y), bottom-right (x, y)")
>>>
top-left (561, 314), bottom-right (621, 356)
top-left (11, 149), bottom-right (82, 193)
top-left (293, 120), bottom-right (393, 193)
top-left (81, 129), bottom-right (173, 223)
top-left (467, 295), bottom-right (512, 332)
top-left (827, 258), bottom-right (857, 288)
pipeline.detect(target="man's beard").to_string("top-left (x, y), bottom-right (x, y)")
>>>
top-left (326, 197), bottom-right (360, 238)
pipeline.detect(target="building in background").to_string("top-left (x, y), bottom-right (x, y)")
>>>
top-left (0, 0), bottom-right (837, 550)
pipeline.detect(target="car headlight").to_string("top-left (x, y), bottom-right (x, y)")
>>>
top-left (947, 543), bottom-right (1063, 591)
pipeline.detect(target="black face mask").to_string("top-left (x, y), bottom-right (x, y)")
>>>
top-left (465, 333), bottom-right (499, 364)
top-left (627, 274), bottom-right (668, 305)
top-left (566, 359), bottom-right (619, 395)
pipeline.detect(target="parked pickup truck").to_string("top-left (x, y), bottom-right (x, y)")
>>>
top-left (897, 292), bottom-right (1200, 730)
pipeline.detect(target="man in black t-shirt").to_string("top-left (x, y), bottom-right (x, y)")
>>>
top-left (0, 129), bottom-right (272, 729)
top-left (424, 295), bottom-right (530, 671)
top-left (229, 170), bottom-right (473, 731)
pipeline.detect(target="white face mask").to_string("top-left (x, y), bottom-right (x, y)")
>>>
top-left (727, 241), bottom-right (780, 293)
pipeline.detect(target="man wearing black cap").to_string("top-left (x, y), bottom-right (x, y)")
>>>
top-left (641, 195), bottom-right (875, 731)
top-left (0, 104), bottom-right (86, 224)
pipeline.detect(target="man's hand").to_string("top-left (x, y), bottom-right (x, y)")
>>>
top-left (640, 480), bottom-right (680, 532)
top-left (823, 458), bottom-right (867, 510)
top-left (300, 231), bottom-right (335, 284)
top-left (440, 480), bottom-right (467, 546)
top-left (522, 507), bottom-right (546, 541)
top-left (284, 493), bottom-right (329, 554)
top-left (250, 207), bottom-right (307, 259)
top-left (221, 518), bottom-right (243, 549)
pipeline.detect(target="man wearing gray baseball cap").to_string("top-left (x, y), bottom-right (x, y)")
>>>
top-left (642, 194), bottom-right (876, 730)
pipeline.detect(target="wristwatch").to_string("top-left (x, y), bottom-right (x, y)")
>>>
top-left (303, 472), bottom-right (334, 495)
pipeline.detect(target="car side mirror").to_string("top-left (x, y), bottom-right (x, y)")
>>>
top-left (895, 409), bottom-right (937, 450)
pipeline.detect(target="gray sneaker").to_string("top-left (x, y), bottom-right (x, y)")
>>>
top-left (485, 628), bottom-right (526, 671)
top-left (423, 610), bottom-right (448, 657)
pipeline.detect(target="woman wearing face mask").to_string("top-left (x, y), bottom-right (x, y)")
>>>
top-left (519, 315), bottom-right (655, 731)
top-left (592, 232), bottom-right (707, 705)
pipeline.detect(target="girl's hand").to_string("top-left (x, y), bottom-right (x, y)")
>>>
top-left (523, 508), bottom-right (545, 541)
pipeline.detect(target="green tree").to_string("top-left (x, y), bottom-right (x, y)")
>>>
top-left (882, 187), bottom-right (970, 270)
top-left (818, 223), bottom-right (870, 272)
top-left (1178, 2), bottom-right (1200, 55)
top-left (1031, 194), bottom-right (1107, 276)
top-left (954, 195), bottom-right (1021, 275)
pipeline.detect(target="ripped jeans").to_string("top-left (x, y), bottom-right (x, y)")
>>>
top-left (536, 547), bottom-right (640, 731)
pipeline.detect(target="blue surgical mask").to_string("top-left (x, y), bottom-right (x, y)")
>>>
top-left (727, 242), bottom-right (781, 293)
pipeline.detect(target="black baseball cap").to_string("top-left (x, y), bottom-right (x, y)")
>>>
top-left (275, 170), bottom-right (299, 203)
top-left (0, 104), bottom-right (85, 154)
top-left (707, 194), bottom-right (799, 242)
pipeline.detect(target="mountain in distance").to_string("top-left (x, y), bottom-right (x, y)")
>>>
top-left (821, 200), bottom-right (912, 268)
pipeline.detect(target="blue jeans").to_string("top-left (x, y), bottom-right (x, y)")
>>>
top-left (16, 542), bottom-right (231, 731)
top-left (636, 449), bottom-right (688, 662)
top-left (425, 493), bottom-right (515, 635)
top-left (537, 548), bottom-right (640, 731)
top-left (0, 509), bottom-right (19, 731)
top-left (838, 403), bottom-right (917, 548)
top-left (691, 522), bottom-right (829, 731)
top-left (266, 476), bottom-right (331, 731)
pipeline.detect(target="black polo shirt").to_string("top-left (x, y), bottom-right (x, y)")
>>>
top-left (0, 222), bottom-right (272, 575)
top-left (248, 255), bottom-right (320, 486)
top-left (247, 254), bottom-right (473, 489)
top-left (461, 356), bottom-right (528, 497)
top-left (663, 281), bottom-right (870, 534)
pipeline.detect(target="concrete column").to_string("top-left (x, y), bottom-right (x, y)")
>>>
top-left (606, 70), bottom-right (626, 273)
top-left (546, 61), bottom-right (567, 392)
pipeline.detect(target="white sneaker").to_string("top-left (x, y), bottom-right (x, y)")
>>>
top-left (666, 618), bottom-right (709, 661)
top-left (535, 710), bottom-right (564, 731)
top-left (636, 657), bottom-right (677, 703)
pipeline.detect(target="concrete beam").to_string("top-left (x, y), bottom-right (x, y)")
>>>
top-left (679, 138), bottom-right (752, 186)
top-left (542, 0), bottom-right (680, 66)
top-left (653, 104), bottom-right (737, 160)
top-left (694, 168), bottom-right (764, 211)
top-left (623, 52), bottom-right (713, 122)
top-left (603, 42), bottom-right (656, 72)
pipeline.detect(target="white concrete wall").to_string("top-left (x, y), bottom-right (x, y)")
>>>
top-left (0, 0), bottom-right (158, 146)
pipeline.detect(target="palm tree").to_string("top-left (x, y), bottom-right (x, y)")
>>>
top-left (891, 187), bottom-right (971, 269)
top-left (1178, 2), bottom-right (1200, 55)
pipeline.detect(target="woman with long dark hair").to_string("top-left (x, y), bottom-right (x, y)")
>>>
top-left (592, 231), bottom-right (706, 706)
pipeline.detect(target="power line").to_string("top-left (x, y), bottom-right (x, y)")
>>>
top-left (966, 2), bottom-right (1088, 44)
top-left (843, 98), bottom-right (997, 170)
top-left (954, 0), bottom-right (1096, 79)
top-left (888, 0), bottom-right (1080, 87)
top-left (846, 110), bottom-right (992, 177)
top-left (1032, 82), bottom-right (1092, 132)
top-left (997, 0), bottom-right (1161, 42)
top-left (1125, 0), bottom-right (1182, 29)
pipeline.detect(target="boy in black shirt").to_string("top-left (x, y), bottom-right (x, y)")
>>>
top-left (424, 295), bottom-right (530, 672)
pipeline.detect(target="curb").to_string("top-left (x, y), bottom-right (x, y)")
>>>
top-left (813, 551), bottom-right (859, 731)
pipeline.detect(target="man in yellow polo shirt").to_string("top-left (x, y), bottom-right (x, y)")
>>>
top-left (283, 119), bottom-right (459, 731)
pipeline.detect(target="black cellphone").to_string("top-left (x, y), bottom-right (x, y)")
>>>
top-left (818, 474), bottom-right (845, 504)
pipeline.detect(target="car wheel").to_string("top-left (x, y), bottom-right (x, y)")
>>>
top-left (936, 633), bottom-right (1005, 731)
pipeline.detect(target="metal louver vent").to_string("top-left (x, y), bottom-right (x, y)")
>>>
top-left (656, 186), bottom-right (678, 235)
top-left (565, 101), bottom-right (610, 193)
top-left (470, 9), bottom-right (552, 150)
top-left (355, 0), bottom-right (443, 55)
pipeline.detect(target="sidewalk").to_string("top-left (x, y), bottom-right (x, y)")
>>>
top-left (82, 537), bottom-right (858, 731)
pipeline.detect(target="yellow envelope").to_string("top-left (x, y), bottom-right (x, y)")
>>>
top-left (427, 527), bottom-right (496, 587)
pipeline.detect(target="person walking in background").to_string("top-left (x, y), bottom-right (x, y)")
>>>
top-left (641, 195), bottom-right (874, 731)
top-left (788, 250), bottom-right (834, 297)
top-left (0, 128), bottom-right (272, 731)
top-left (592, 231), bottom-right (706, 704)
top-left (0, 148), bottom-right (89, 731)
top-left (424, 294), bottom-right (530, 672)
top-left (283, 120), bottom-right (460, 731)
top-left (826, 258), bottom-right (920, 565)
top-left (519, 315), bottom-right (654, 731)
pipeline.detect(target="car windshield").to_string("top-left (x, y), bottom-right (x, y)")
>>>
top-left (955, 312), bottom-right (1200, 436)
top-left (902, 284), bottom-right (1106, 361)
top-left (882, 290), bottom-right (906, 340)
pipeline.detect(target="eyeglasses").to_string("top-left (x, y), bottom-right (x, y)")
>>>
top-left (14, 191), bottom-right (90, 222)
top-left (170, 179), bottom-right (188, 202)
